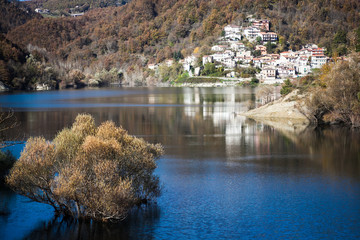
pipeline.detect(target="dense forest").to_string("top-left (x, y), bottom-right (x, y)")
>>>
top-left (0, 0), bottom-right (41, 34)
top-left (1, 0), bottom-right (360, 89)
top-left (23, 0), bottom-right (131, 13)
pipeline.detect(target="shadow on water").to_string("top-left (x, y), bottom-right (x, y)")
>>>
top-left (23, 205), bottom-right (161, 240)
top-left (0, 182), bottom-right (15, 219)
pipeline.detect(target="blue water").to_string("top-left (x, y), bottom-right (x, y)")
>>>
top-left (0, 87), bottom-right (359, 239)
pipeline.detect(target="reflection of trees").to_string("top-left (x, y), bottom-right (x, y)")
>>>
top-left (295, 127), bottom-right (360, 180)
top-left (3, 88), bottom-right (360, 179)
top-left (23, 205), bottom-right (161, 240)
top-left (0, 110), bottom-right (20, 147)
top-left (0, 183), bottom-right (16, 220)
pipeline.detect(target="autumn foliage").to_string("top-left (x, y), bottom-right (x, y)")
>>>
top-left (6, 114), bottom-right (164, 221)
top-left (2, 0), bottom-right (360, 88)
top-left (305, 54), bottom-right (360, 126)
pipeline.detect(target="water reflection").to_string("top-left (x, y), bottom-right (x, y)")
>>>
top-left (2, 87), bottom-right (360, 180)
top-left (23, 206), bottom-right (161, 240)
top-left (1, 87), bottom-right (360, 239)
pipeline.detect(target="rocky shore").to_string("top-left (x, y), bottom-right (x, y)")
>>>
top-left (240, 90), bottom-right (310, 132)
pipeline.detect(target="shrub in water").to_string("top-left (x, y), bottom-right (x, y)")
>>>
top-left (6, 114), bottom-right (163, 221)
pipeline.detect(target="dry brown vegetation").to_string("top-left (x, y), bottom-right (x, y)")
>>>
top-left (1, 0), bottom-right (360, 89)
top-left (1, 0), bottom-right (359, 89)
top-left (304, 54), bottom-right (360, 126)
top-left (6, 114), bottom-right (164, 221)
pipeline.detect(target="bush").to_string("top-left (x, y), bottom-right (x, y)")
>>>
top-left (6, 114), bottom-right (164, 221)
top-left (250, 77), bottom-right (259, 87)
top-left (280, 79), bottom-right (294, 96)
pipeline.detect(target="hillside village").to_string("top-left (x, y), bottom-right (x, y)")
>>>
top-left (149, 18), bottom-right (330, 84)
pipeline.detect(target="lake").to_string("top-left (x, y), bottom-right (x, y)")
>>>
top-left (0, 87), bottom-right (359, 239)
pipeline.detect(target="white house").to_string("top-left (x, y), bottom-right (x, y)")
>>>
top-left (259, 32), bottom-right (278, 42)
top-left (147, 64), bottom-right (158, 70)
top-left (236, 50), bottom-right (252, 58)
top-left (35, 8), bottom-right (50, 13)
top-left (222, 57), bottom-right (236, 68)
top-left (297, 56), bottom-right (309, 66)
top-left (297, 65), bottom-right (310, 75)
top-left (261, 66), bottom-right (276, 80)
top-left (224, 50), bottom-right (235, 57)
top-left (224, 24), bottom-right (241, 35)
top-left (211, 45), bottom-right (228, 52)
top-left (225, 33), bottom-right (241, 42)
top-left (255, 45), bottom-right (267, 55)
top-left (311, 54), bottom-right (327, 69)
top-left (71, 13), bottom-right (84, 17)
top-left (165, 59), bottom-right (174, 67)
top-left (184, 55), bottom-right (197, 65)
top-left (253, 58), bottom-right (262, 68)
top-left (212, 53), bottom-right (227, 62)
top-left (311, 48), bottom-right (325, 56)
top-left (252, 20), bottom-right (270, 31)
top-left (231, 42), bottom-right (245, 51)
top-left (202, 55), bottom-right (213, 65)
top-left (243, 27), bottom-right (261, 41)
top-left (278, 67), bottom-right (296, 78)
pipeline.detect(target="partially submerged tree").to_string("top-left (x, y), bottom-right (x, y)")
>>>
top-left (6, 114), bottom-right (163, 221)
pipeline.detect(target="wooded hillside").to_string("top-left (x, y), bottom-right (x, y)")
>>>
top-left (0, 0), bottom-right (41, 34)
top-left (23, 0), bottom-right (131, 12)
top-left (2, 0), bottom-right (360, 88)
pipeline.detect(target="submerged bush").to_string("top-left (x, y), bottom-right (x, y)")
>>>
top-left (6, 114), bottom-right (163, 221)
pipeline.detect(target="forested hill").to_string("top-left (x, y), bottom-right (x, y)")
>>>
top-left (23, 0), bottom-right (131, 12)
top-left (2, 0), bottom-right (360, 89)
top-left (8, 0), bottom-right (360, 62)
top-left (0, 0), bottom-right (41, 34)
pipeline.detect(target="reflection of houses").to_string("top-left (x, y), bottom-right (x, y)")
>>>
top-left (183, 88), bottom-right (201, 118)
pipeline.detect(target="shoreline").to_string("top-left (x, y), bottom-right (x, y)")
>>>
top-left (239, 90), bottom-right (310, 130)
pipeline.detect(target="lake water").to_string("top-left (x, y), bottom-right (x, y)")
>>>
top-left (0, 87), bottom-right (359, 239)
